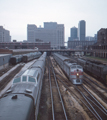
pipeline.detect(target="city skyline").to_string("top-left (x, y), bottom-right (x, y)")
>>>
top-left (0, 0), bottom-right (107, 42)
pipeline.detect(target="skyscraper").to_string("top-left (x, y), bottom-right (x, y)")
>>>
top-left (70, 26), bottom-right (77, 40)
top-left (78, 20), bottom-right (86, 41)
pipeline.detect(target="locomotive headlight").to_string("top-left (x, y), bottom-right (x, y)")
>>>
top-left (77, 73), bottom-right (79, 76)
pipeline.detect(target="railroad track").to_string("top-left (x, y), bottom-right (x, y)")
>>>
top-left (0, 64), bottom-right (23, 92)
top-left (0, 65), bottom-right (13, 77)
top-left (83, 76), bottom-right (107, 104)
top-left (75, 85), bottom-right (107, 120)
top-left (48, 57), bottom-right (68, 120)
top-left (56, 74), bottom-right (107, 120)
top-left (51, 57), bottom-right (107, 120)
top-left (84, 74), bottom-right (107, 91)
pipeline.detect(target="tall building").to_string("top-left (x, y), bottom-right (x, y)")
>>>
top-left (70, 27), bottom-right (77, 41)
top-left (0, 26), bottom-right (11, 42)
top-left (27, 24), bottom-right (37, 42)
top-left (27, 22), bottom-right (64, 48)
top-left (78, 20), bottom-right (86, 41)
top-left (97, 28), bottom-right (107, 44)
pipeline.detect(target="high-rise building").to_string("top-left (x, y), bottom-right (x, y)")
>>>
top-left (27, 22), bottom-right (64, 48)
top-left (0, 26), bottom-right (11, 42)
top-left (27, 24), bottom-right (37, 42)
top-left (70, 26), bottom-right (77, 41)
top-left (78, 20), bottom-right (86, 41)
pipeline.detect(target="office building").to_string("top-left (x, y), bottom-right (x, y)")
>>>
top-left (78, 20), bottom-right (86, 41)
top-left (27, 22), bottom-right (64, 48)
top-left (69, 26), bottom-right (77, 41)
top-left (0, 26), bottom-right (11, 42)
top-left (97, 28), bottom-right (107, 44)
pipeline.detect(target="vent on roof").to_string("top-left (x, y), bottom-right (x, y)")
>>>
top-left (25, 89), bottom-right (32, 93)
top-left (12, 95), bottom-right (17, 99)
top-left (6, 89), bottom-right (12, 93)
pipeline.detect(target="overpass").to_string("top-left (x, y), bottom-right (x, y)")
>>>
top-left (12, 49), bottom-right (107, 58)
top-left (12, 49), bottom-right (84, 55)
top-left (1, 48), bottom-right (107, 58)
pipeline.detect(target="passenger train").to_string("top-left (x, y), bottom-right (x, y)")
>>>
top-left (77, 58), bottom-right (107, 85)
top-left (22, 52), bottom-right (42, 63)
top-left (9, 54), bottom-right (23, 65)
top-left (53, 53), bottom-right (83, 85)
top-left (0, 52), bottom-right (47, 120)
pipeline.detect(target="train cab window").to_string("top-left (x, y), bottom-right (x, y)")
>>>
top-left (77, 65), bottom-right (82, 69)
top-left (71, 65), bottom-right (76, 69)
top-left (22, 76), bottom-right (27, 82)
top-left (13, 77), bottom-right (20, 83)
top-left (28, 77), bottom-right (36, 82)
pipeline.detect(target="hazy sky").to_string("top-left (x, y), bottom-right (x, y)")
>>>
top-left (0, 0), bottom-right (107, 42)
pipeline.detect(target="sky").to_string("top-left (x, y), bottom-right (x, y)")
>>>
top-left (0, 0), bottom-right (107, 42)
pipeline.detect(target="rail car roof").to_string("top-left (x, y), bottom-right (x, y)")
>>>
top-left (11, 55), bottom-right (23, 58)
top-left (0, 94), bottom-right (34, 120)
top-left (54, 53), bottom-right (70, 61)
top-left (0, 54), bottom-right (11, 57)
top-left (65, 61), bottom-right (77, 66)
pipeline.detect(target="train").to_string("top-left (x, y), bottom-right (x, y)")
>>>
top-left (9, 54), bottom-right (23, 65)
top-left (77, 58), bottom-right (107, 85)
top-left (0, 52), bottom-right (47, 120)
top-left (9, 52), bottom-right (42, 65)
top-left (53, 53), bottom-right (83, 85)
top-left (22, 52), bottom-right (42, 63)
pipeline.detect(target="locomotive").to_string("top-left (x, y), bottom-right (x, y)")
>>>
top-left (53, 53), bottom-right (83, 85)
top-left (0, 52), bottom-right (47, 120)
top-left (77, 58), bottom-right (107, 85)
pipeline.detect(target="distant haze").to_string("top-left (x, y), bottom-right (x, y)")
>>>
top-left (0, 0), bottom-right (107, 42)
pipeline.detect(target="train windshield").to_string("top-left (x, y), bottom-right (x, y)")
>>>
top-left (22, 76), bottom-right (27, 82)
top-left (13, 77), bottom-right (20, 83)
top-left (71, 65), bottom-right (76, 69)
top-left (77, 65), bottom-right (82, 69)
top-left (28, 77), bottom-right (36, 82)
top-left (70, 65), bottom-right (82, 69)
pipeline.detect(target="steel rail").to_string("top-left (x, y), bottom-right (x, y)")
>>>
top-left (48, 58), bottom-right (55, 120)
top-left (82, 85), bottom-right (107, 113)
top-left (76, 86), bottom-right (102, 120)
top-left (50, 58), bottom-right (68, 120)
top-left (86, 96), bottom-right (107, 116)
top-left (83, 75), bottom-right (107, 92)
top-left (56, 75), bottom-right (101, 120)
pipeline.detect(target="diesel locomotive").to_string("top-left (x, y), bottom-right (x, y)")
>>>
top-left (0, 52), bottom-right (47, 120)
top-left (53, 53), bottom-right (83, 85)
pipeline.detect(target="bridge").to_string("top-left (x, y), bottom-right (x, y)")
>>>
top-left (0, 48), bottom-right (107, 58)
